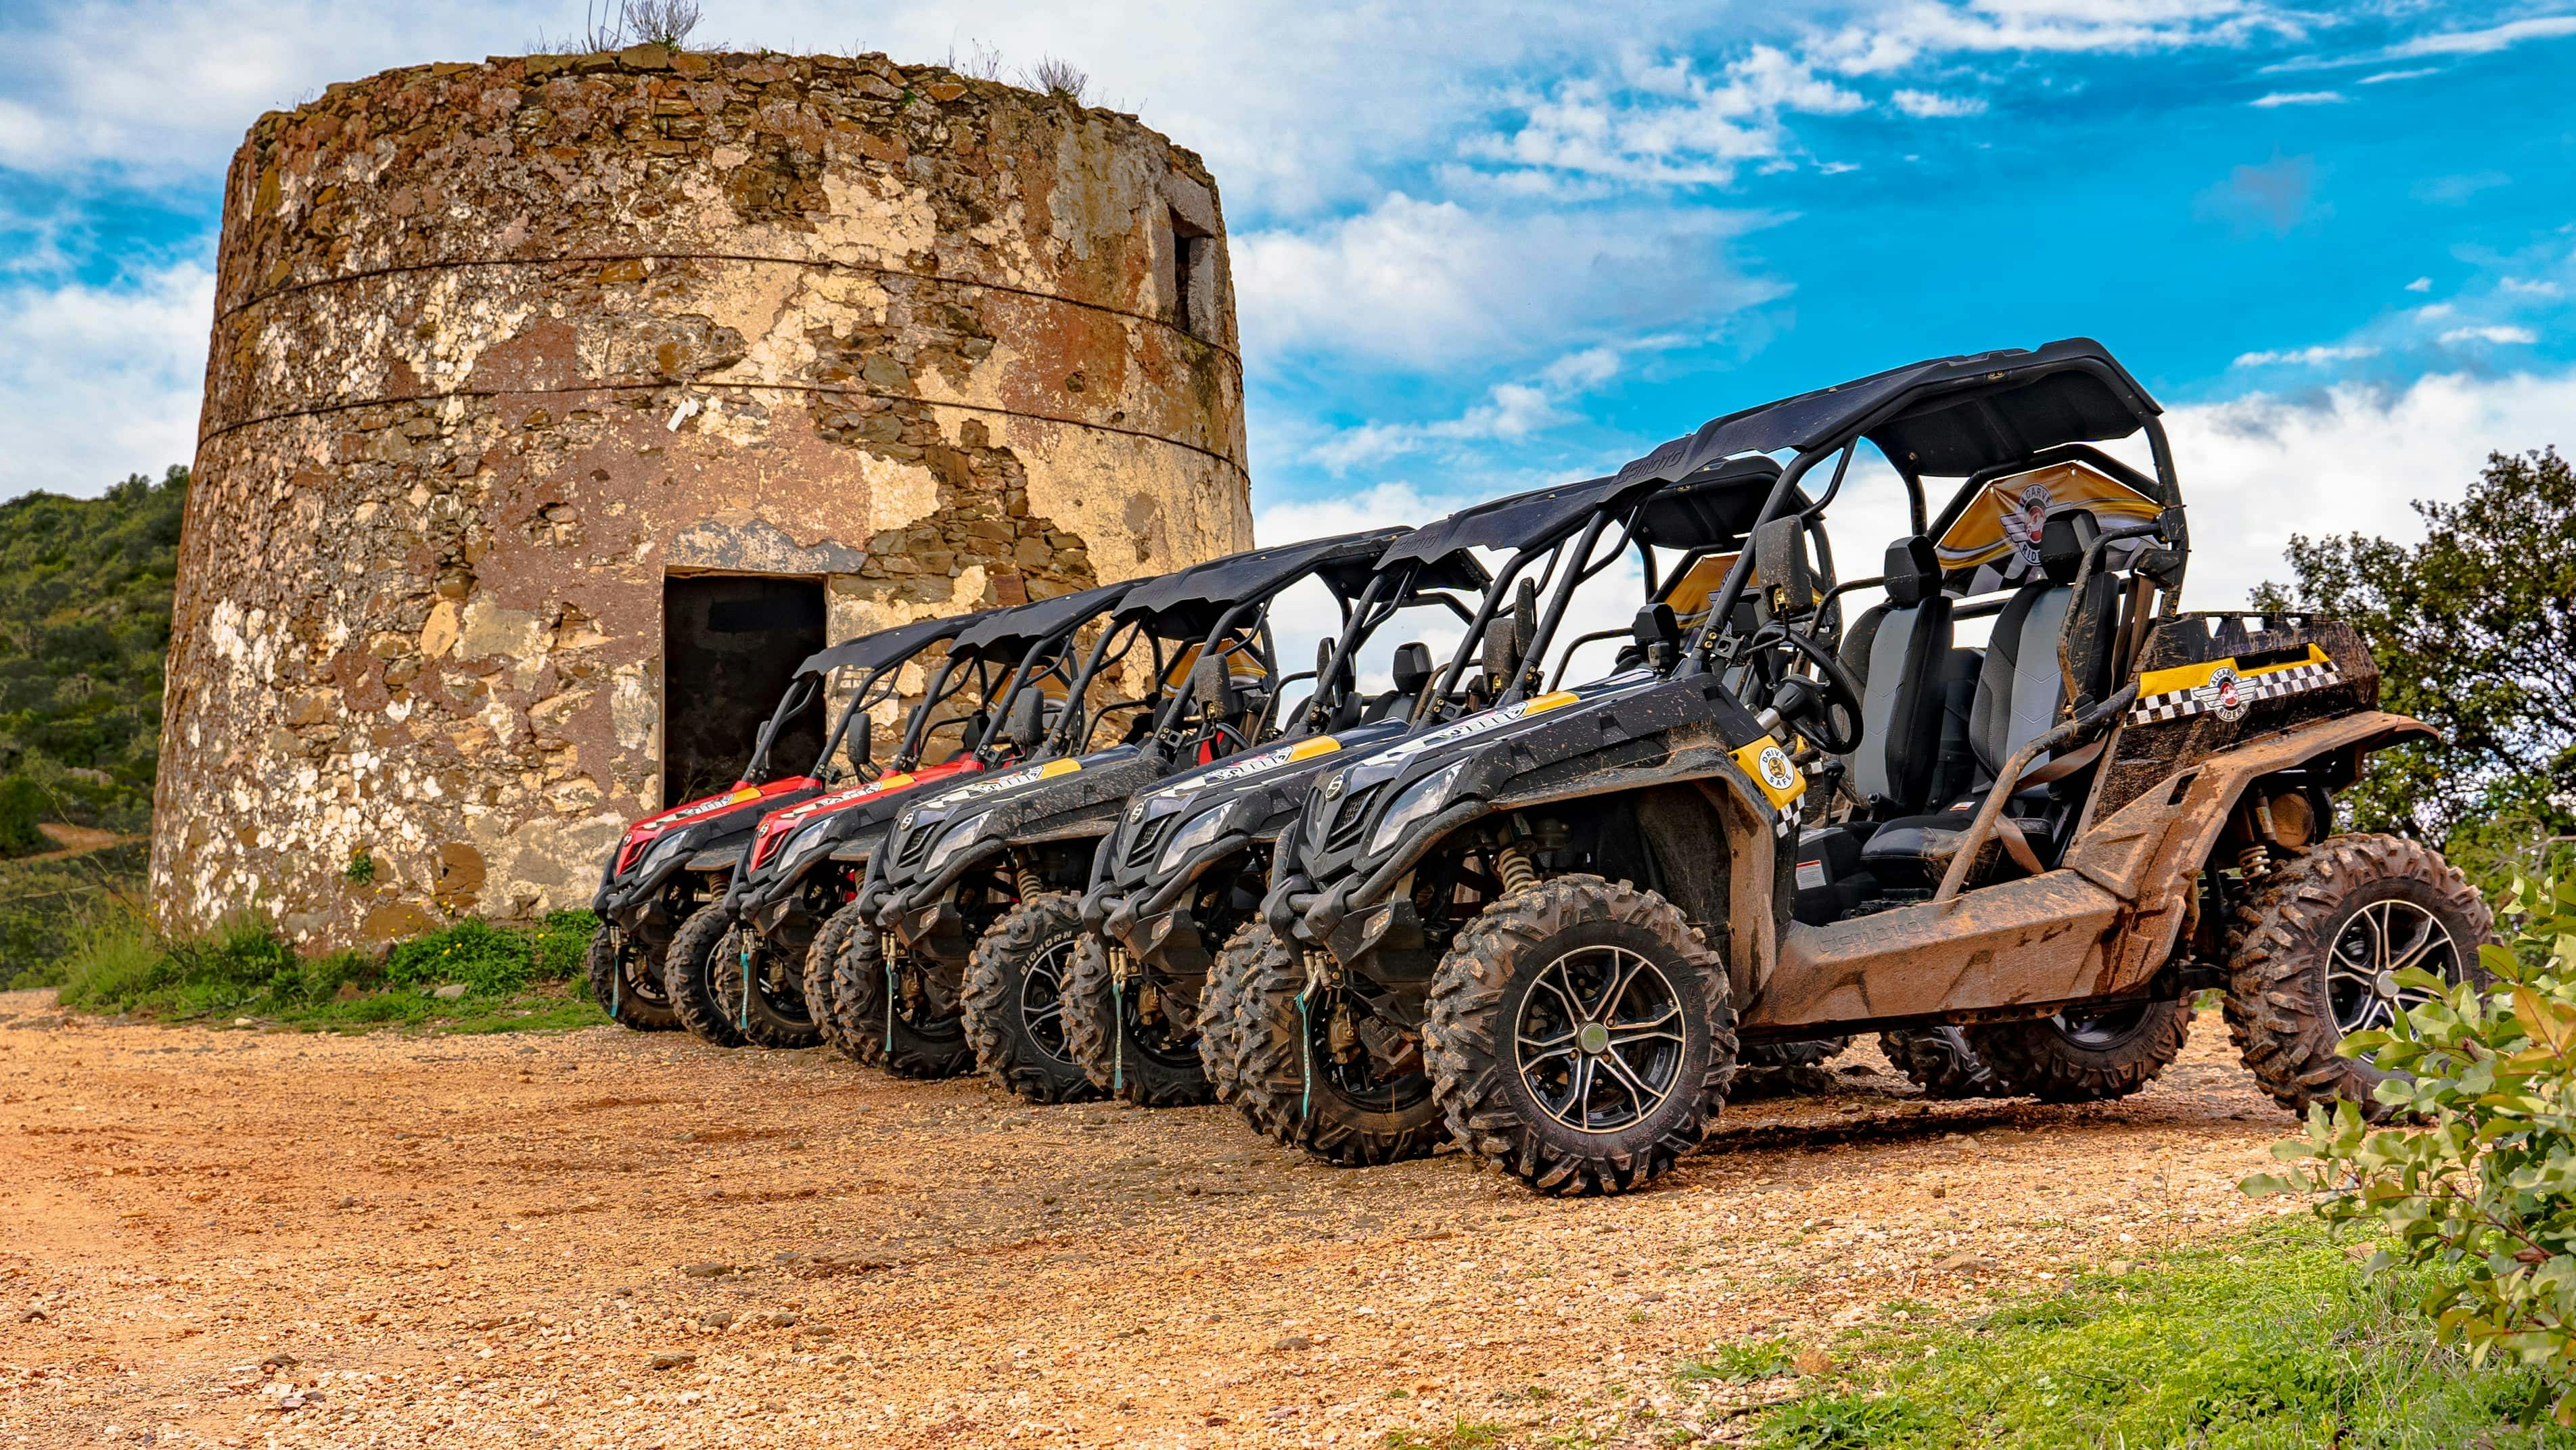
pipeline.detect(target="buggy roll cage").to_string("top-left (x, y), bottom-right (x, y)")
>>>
top-left (1043, 531), bottom-right (1409, 763)
top-left (1380, 454), bottom-right (1797, 730)
top-left (775, 609), bottom-right (1000, 787)
top-left (1603, 339), bottom-right (2186, 676)
top-left (900, 582), bottom-right (1137, 770)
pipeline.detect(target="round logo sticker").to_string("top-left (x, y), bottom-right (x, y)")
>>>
top-left (1757, 745), bottom-right (1798, 793)
top-left (2200, 664), bottom-right (2251, 724)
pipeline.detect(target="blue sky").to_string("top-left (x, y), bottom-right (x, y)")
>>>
top-left (2, 1), bottom-right (2570, 607)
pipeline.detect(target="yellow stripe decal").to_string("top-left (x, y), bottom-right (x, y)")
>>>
top-left (2134, 645), bottom-right (2328, 699)
top-left (1287, 736), bottom-right (1342, 762)
top-left (1038, 758), bottom-right (1082, 778)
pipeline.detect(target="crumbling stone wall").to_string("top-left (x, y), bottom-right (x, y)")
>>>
top-left (152, 47), bottom-right (1251, 948)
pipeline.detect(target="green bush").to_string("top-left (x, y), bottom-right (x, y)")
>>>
top-left (532, 909), bottom-right (598, 982)
top-left (2249, 872), bottom-right (2576, 1422)
top-left (384, 917), bottom-right (535, 994)
top-left (0, 774), bottom-right (47, 858)
top-left (44, 907), bottom-right (605, 1033)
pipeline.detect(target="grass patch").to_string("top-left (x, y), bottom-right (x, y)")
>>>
top-left (1675, 1339), bottom-right (1796, 1386)
top-left (1382, 1420), bottom-right (1509, 1450)
top-left (0, 838), bottom-right (145, 987)
top-left (44, 908), bottom-right (606, 1034)
top-left (1737, 1219), bottom-right (2576, 1449)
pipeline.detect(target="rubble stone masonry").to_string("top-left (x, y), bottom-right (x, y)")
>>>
top-left (152, 47), bottom-right (1251, 948)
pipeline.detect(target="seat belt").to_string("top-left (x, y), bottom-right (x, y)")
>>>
top-left (2010, 735), bottom-right (2104, 791)
top-left (1985, 735), bottom-right (2107, 877)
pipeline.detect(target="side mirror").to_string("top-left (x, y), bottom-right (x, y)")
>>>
top-left (1513, 578), bottom-right (1541, 662)
top-left (1191, 653), bottom-right (1235, 715)
top-left (1481, 617), bottom-right (1518, 683)
top-left (1630, 603), bottom-right (1680, 651)
top-left (1390, 641), bottom-right (1433, 697)
top-left (1005, 689), bottom-right (1047, 751)
top-left (1749, 516), bottom-right (1813, 619)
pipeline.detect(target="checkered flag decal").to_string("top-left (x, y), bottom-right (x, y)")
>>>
top-left (2128, 659), bottom-right (2341, 726)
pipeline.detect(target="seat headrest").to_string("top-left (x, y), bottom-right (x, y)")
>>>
top-left (1883, 536), bottom-right (1941, 607)
top-left (2040, 510), bottom-right (2100, 586)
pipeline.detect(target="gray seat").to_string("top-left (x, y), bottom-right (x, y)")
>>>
top-left (1858, 512), bottom-right (2121, 888)
top-left (1837, 536), bottom-right (1953, 816)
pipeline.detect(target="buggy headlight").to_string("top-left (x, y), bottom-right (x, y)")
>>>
top-left (1368, 761), bottom-right (1468, 859)
top-left (775, 822), bottom-right (837, 880)
top-left (638, 829), bottom-right (697, 879)
top-left (1156, 805), bottom-right (1235, 875)
top-left (923, 810), bottom-right (994, 876)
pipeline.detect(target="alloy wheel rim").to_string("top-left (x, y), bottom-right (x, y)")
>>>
top-left (2053, 1002), bottom-right (2150, 1050)
top-left (1512, 944), bottom-right (1686, 1135)
top-left (622, 941), bottom-right (671, 1006)
top-left (2328, 897), bottom-right (2460, 1040)
top-left (1019, 939), bottom-right (1076, 1063)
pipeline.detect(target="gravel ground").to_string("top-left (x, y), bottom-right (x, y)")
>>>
top-left (0, 987), bottom-right (2299, 1448)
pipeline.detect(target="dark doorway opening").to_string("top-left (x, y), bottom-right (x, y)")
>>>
top-left (662, 574), bottom-right (827, 808)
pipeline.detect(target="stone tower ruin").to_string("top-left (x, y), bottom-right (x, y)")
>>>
top-left (151, 47), bottom-right (1251, 947)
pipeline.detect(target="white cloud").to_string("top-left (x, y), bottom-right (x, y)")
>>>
top-left (2438, 325), bottom-right (2539, 346)
top-left (2147, 369), bottom-right (2576, 605)
top-left (2249, 89), bottom-right (2343, 106)
top-left (1812, 0), bottom-right (2299, 76)
top-left (2502, 277), bottom-right (2564, 298)
top-left (1310, 348), bottom-right (1626, 471)
top-left (0, 262), bottom-right (212, 498)
top-left (1467, 46), bottom-right (1864, 188)
top-left (2359, 67), bottom-right (2439, 83)
top-left (1233, 193), bottom-right (1784, 369)
top-left (2381, 14), bottom-right (2576, 60)
top-left (1890, 88), bottom-right (1987, 117)
top-left (2231, 344), bottom-right (2377, 367)
top-left (2404, 276), bottom-right (2433, 292)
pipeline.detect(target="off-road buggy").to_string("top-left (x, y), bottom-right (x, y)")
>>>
top-left (1263, 338), bottom-right (2490, 1196)
top-left (852, 530), bottom-right (1405, 1093)
top-left (1210, 458), bottom-right (1861, 1163)
top-left (662, 582), bottom-right (1136, 1050)
top-left (585, 610), bottom-right (984, 1032)
top-left (1068, 530), bottom-right (1494, 1111)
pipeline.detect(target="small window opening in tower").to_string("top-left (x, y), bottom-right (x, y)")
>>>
top-left (1169, 207), bottom-right (1212, 339)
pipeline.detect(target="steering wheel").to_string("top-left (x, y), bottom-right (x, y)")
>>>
top-left (1760, 624), bottom-right (1866, 755)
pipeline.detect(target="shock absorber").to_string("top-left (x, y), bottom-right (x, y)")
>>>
top-left (1496, 842), bottom-right (1537, 897)
top-left (1013, 851), bottom-right (1044, 900)
top-left (2236, 843), bottom-right (2270, 879)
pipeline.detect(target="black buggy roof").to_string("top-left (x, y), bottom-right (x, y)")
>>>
top-left (1379, 453), bottom-right (1786, 567)
top-left (791, 609), bottom-right (994, 681)
top-left (1118, 530), bottom-right (1408, 637)
top-left (1613, 337), bottom-right (2161, 488)
top-left (950, 581), bottom-right (1134, 659)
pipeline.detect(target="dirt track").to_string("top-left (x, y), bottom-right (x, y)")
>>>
top-left (0, 988), bottom-right (2298, 1448)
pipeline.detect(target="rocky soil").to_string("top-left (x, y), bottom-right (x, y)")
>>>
top-left (0, 988), bottom-right (2298, 1448)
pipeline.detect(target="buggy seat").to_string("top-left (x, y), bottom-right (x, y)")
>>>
top-left (1856, 510), bottom-right (2122, 891)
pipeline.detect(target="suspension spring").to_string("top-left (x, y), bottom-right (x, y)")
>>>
top-left (2237, 843), bottom-right (2270, 879)
top-left (1496, 843), bottom-right (1538, 897)
top-left (1013, 855), bottom-right (1044, 900)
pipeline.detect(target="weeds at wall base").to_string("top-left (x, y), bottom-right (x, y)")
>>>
top-left (45, 909), bottom-right (608, 1034)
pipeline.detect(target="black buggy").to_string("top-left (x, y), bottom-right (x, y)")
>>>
top-left (1068, 524), bottom-right (1493, 1111)
top-left (585, 611), bottom-right (980, 1033)
top-left (671, 582), bottom-right (1139, 1050)
top-left (850, 531), bottom-right (1405, 1094)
